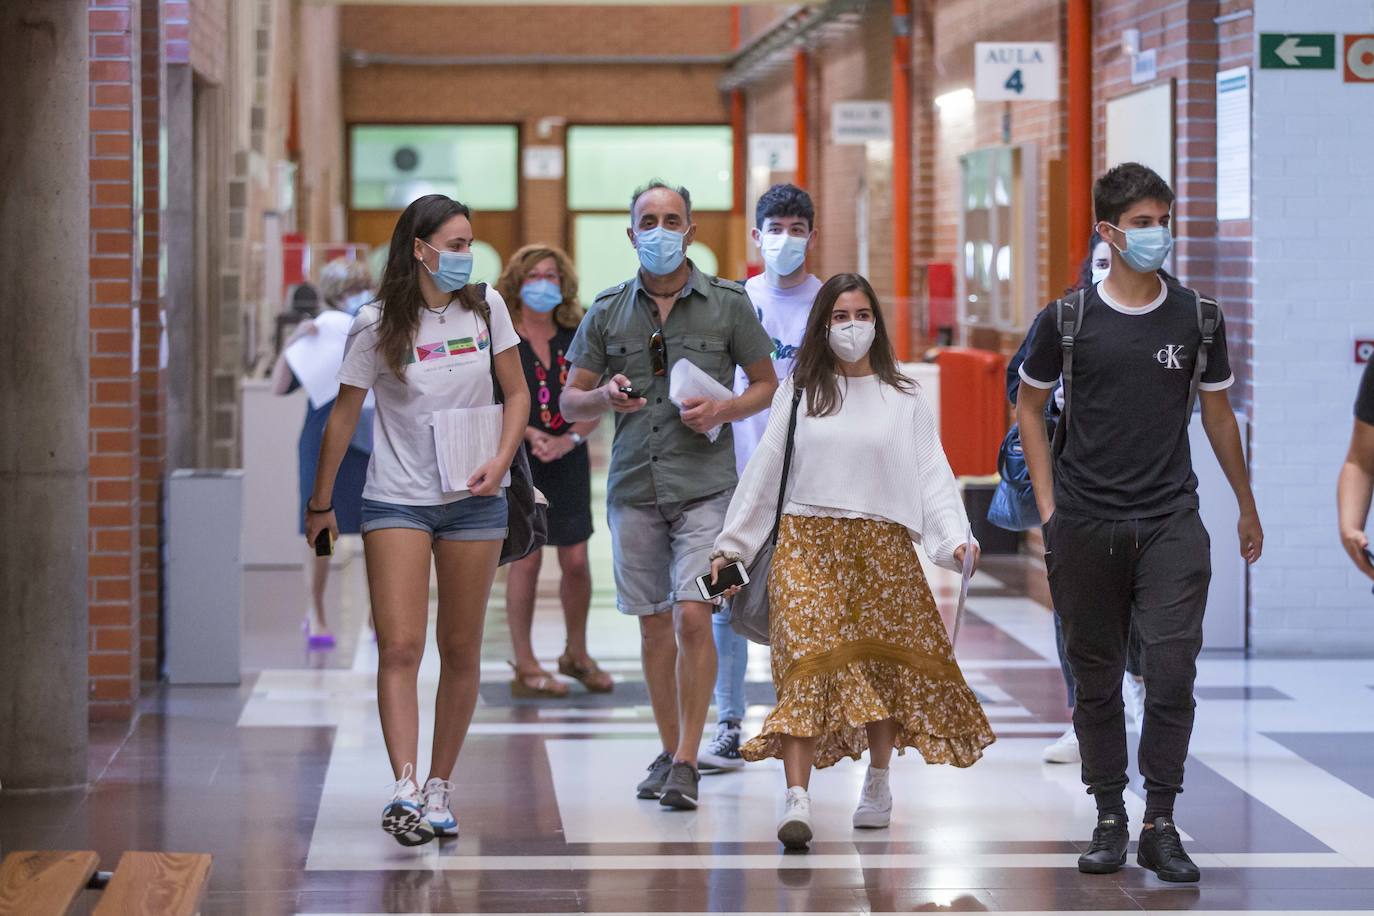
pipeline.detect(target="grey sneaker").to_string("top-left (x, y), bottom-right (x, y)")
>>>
top-left (635, 751), bottom-right (674, 799)
top-left (658, 762), bottom-right (701, 810)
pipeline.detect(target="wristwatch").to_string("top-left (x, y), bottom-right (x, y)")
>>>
top-left (570, 432), bottom-right (585, 447)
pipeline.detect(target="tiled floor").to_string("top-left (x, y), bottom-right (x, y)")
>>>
top-left (4, 496), bottom-right (1374, 913)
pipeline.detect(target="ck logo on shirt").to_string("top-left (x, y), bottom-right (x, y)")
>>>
top-left (1155, 344), bottom-right (1186, 370)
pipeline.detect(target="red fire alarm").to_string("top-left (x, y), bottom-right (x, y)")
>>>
top-left (1356, 340), bottom-right (1374, 364)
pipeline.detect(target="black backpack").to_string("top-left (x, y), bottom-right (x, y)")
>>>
top-left (1050, 286), bottom-right (1220, 457)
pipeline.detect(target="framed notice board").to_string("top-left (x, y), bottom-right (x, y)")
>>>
top-left (1105, 81), bottom-right (1175, 187)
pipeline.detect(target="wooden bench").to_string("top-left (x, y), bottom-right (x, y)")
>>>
top-left (0, 850), bottom-right (211, 916)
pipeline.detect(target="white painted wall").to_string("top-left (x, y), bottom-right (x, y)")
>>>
top-left (1250, 0), bottom-right (1374, 653)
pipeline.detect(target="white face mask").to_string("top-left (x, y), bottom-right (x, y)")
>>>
top-left (828, 320), bottom-right (876, 364)
top-left (759, 233), bottom-right (808, 277)
top-left (1091, 265), bottom-right (1110, 285)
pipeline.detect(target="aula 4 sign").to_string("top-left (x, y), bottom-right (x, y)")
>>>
top-left (975, 42), bottom-right (1060, 102)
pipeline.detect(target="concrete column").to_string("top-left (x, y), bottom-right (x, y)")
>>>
top-left (0, 0), bottom-right (91, 790)
top-left (165, 63), bottom-right (196, 471)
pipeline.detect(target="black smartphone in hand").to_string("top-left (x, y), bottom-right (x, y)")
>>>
top-left (314, 529), bottom-right (334, 557)
top-left (619, 385), bottom-right (647, 400)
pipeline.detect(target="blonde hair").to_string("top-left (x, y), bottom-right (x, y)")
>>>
top-left (319, 257), bottom-right (373, 308)
top-left (495, 245), bottom-right (584, 329)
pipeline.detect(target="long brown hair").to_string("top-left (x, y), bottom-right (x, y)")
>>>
top-left (791, 273), bottom-right (913, 417)
top-left (373, 194), bottom-right (486, 378)
top-left (494, 244), bottom-right (584, 329)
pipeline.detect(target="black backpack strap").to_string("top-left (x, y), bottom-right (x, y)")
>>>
top-left (1049, 287), bottom-right (1084, 456)
top-left (1185, 289), bottom-right (1220, 417)
top-left (475, 283), bottom-right (504, 406)
top-left (768, 386), bottom-right (805, 546)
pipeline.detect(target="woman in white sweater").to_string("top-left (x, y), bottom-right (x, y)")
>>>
top-left (710, 273), bottom-right (995, 851)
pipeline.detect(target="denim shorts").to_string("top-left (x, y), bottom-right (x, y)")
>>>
top-left (359, 493), bottom-right (508, 541)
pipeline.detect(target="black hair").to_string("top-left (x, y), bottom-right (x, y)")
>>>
top-left (1093, 162), bottom-right (1175, 227)
top-left (630, 180), bottom-right (692, 222)
top-left (755, 183), bottom-right (815, 230)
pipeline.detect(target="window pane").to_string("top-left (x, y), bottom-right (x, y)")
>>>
top-left (572, 215), bottom-right (718, 305)
top-left (567, 126), bottom-right (733, 212)
top-left (350, 125), bottom-right (518, 211)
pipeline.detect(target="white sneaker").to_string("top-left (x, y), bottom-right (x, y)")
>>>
top-left (852, 766), bottom-right (892, 829)
top-left (381, 763), bottom-right (435, 847)
top-left (777, 786), bottom-right (813, 850)
top-left (1042, 727), bottom-right (1081, 764)
top-left (1123, 673), bottom-right (1146, 728)
top-left (422, 776), bottom-right (459, 838)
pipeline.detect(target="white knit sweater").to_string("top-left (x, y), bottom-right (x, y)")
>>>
top-left (715, 373), bottom-right (974, 571)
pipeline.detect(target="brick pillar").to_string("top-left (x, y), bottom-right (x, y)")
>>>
top-left (89, 0), bottom-right (144, 720)
top-left (139, 0), bottom-right (167, 682)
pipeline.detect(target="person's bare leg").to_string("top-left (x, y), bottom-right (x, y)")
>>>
top-left (504, 549), bottom-right (544, 672)
top-left (640, 611), bottom-right (679, 754)
top-left (781, 735), bottom-right (817, 789)
top-left (865, 719), bottom-right (899, 769)
top-left (557, 542), bottom-right (593, 664)
top-left (363, 529), bottom-right (433, 778)
top-left (428, 537), bottom-right (503, 780)
top-left (304, 548), bottom-right (331, 633)
top-left (672, 600), bottom-right (717, 766)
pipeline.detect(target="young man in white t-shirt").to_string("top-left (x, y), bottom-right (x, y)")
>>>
top-left (700, 183), bottom-right (824, 773)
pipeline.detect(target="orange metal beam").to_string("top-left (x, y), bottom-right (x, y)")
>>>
top-left (1066, 0), bottom-right (1093, 287)
top-left (731, 6), bottom-right (747, 278)
top-left (793, 48), bottom-right (809, 188)
top-left (891, 0), bottom-right (913, 360)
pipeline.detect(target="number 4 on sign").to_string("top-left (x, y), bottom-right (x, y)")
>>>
top-left (1004, 69), bottom-right (1025, 94)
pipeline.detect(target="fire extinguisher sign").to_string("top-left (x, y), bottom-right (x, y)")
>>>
top-left (1355, 340), bottom-right (1374, 364)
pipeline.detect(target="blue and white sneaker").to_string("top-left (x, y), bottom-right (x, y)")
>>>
top-left (381, 763), bottom-right (435, 847)
top-left (422, 777), bottom-right (459, 838)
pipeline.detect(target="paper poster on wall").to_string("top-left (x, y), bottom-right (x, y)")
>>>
top-left (1105, 82), bottom-right (1174, 188)
top-left (1216, 67), bottom-right (1251, 221)
top-left (522, 146), bottom-right (564, 180)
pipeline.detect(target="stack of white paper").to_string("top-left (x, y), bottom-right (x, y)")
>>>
top-left (668, 358), bottom-right (734, 442)
top-left (284, 310), bottom-right (354, 409)
top-left (432, 405), bottom-right (511, 493)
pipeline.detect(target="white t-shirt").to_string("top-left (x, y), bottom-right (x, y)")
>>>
top-left (337, 287), bottom-right (520, 506)
top-left (732, 273), bottom-right (822, 474)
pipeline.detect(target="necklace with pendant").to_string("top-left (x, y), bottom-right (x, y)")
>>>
top-left (425, 301), bottom-right (453, 324)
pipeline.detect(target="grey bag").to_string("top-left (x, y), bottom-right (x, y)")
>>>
top-left (729, 387), bottom-right (803, 646)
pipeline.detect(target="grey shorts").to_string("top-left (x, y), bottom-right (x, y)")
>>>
top-left (607, 489), bottom-right (732, 616)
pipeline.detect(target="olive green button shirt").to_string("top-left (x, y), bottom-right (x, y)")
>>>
top-left (565, 261), bottom-right (774, 507)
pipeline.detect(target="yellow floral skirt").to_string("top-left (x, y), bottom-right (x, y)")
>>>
top-left (740, 515), bottom-right (995, 770)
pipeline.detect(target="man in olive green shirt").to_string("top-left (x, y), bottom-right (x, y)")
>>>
top-left (562, 180), bottom-right (777, 811)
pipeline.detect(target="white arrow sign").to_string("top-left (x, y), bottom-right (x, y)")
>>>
top-left (1276, 36), bottom-right (1323, 66)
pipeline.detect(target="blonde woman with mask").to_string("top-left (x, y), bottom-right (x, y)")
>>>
top-left (710, 273), bottom-right (994, 851)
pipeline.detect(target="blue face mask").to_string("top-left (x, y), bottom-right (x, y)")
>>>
top-left (341, 290), bottom-right (372, 316)
top-left (420, 240), bottom-right (473, 293)
top-left (521, 279), bottom-right (562, 313)
top-left (1110, 224), bottom-right (1173, 273)
top-left (634, 226), bottom-right (687, 276)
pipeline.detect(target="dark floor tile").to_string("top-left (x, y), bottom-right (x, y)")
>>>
top-left (1193, 686), bottom-right (1292, 701)
top-left (1266, 731), bottom-right (1374, 800)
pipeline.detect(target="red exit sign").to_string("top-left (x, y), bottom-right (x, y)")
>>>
top-left (1357, 340), bottom-right (1374, 364)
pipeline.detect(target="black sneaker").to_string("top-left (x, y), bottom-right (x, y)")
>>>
top-left (698, 721), bottom-right (744, 774)
top-left (1137, 817), bottom-right (1201, 883)
top-left (658, 762), bottom-right (701, 810)
top-left (635, 751), bottom-right (674, 799)
top-left (1077, 813), bottom-right (1129, 874)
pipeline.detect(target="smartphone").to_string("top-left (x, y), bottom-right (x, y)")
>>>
top-left (619, 385), bottom-right (647, 400)
top-left (695, 560), bottom-right (749, 601)
top-left (314, 529), bottom-right (334, 558)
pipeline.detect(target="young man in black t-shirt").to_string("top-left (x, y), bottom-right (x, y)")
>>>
top-left (1337, 361), bottom-right (1374, 577)
top-left (1016, 163), bottom-right (1264, 884)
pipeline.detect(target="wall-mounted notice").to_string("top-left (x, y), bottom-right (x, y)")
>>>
top-left (1216, 67), bottom-right (1251, 221)
top-left (831, 102), bottom-right (891, 145)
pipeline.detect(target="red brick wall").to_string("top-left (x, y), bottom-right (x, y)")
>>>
top-left (1094, 0), bottom-right (1255, 415)
top-left (88, 0), bottom-right (144, 720)
top-left (140, 0), bottom-right (167, 683)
